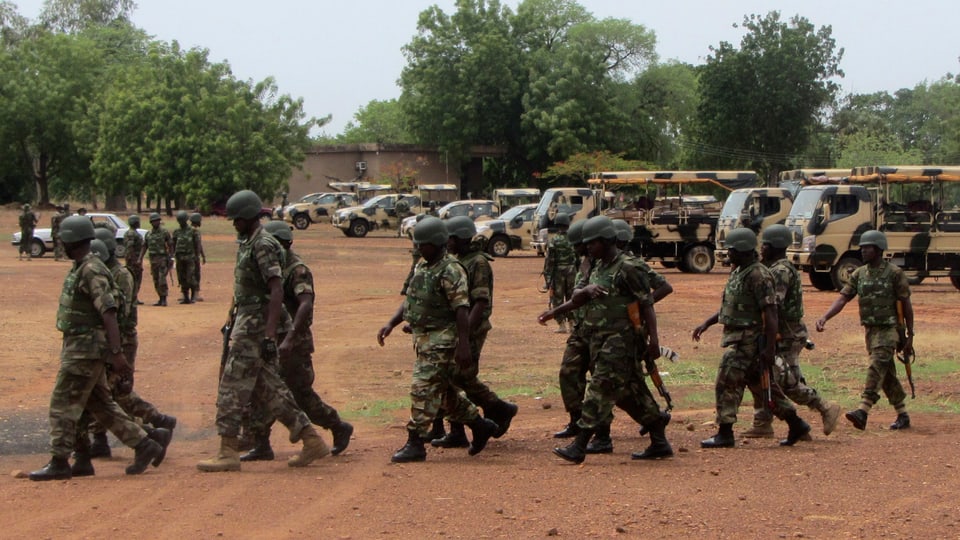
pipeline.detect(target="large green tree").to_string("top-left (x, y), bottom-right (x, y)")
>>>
top-left (694, 11), bottom-right (843, 179)
top-left (337, 99), bottom-right (412, 144)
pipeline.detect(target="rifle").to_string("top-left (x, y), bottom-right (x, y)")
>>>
top-left (537, 271), bottom-right (550, 294)
top-left (758, 333), bottom-right (775, 411)
top-left (896, 300), bottom-right (916, 399)
top-left (167, 257), bottom-right (176, 288)
top-left (627, 302), bottom-right (676, 411)
top-left (219, 305), bottom-right (237, 381)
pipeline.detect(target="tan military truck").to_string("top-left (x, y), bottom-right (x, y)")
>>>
top-left (530, 187), bottom-right (612, 256)
top-left (493, 188), bottom-right (540, 213)
top-left (715, 186), bottom-right (795, 266)
top-left (331, 192), bottom-right (422, 237)
top-left (475, 203), bottom-right (537, 257)
top-left (786, 166), bottom-right (960, 290)
top-left (282, 192), bottom-right (359, 229)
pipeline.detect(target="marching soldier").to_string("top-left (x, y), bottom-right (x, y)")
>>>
top-left (143, 213), bottom-right (173, 306)
top-left (190, 212), bottom-right (206, 301)
top-left (18, 203), bottom-right (38, 261)
top-left (172, 210), bottom-right (200, 304)
top-left (124, 215), bottom-right (146, 304)
top-left (543, 214), bottom-right (578, 333)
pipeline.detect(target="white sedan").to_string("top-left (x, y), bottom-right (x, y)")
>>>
top-left (12, 212), bottom-right (147, 258)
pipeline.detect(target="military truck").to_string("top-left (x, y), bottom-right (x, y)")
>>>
top-left (476, 203), bottom-right (537, 257)
top-left (588, 171), bottom-right (758, 273)
top-left (492, 188), bottom-right (540, 212)
top-left (331, 192), bottom-right (421, 237)
top-left (715, 187), bottom-right (795, 266)
top-left (785, 166), bottom-right (960, 290)
top-left (530, 187), bottom-right (612, 256)
top-left (282, 192), bottom-right (359, 229)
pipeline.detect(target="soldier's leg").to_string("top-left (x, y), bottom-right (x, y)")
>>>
top-left (129, 263), bottom-right (144, 301)
top-left (279, 347), bottom-right (341, 428)
top-left (555, 333), bottom-right (589, 437)
top-left (871, 342), bottom-right (909, 428)
top-left (744, 357), bottom-right (810, 446)
top-left (193, 258), bottom-right (202, 300)
top-left (702, 346), bottom-right (749, 448)
top-left (777, 339), bottom-right (840, 435)
top-left (239, 399), bottom-right (276, 462)
top-left (549, 286), bottom-right (567, 329)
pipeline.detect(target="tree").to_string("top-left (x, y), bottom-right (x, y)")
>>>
top-left (693, 11), bottom-right (844, 178)
top-left (541, 150), bottom-right (650, 185)
top-left (38, 0), bottom-right (136, 33)
top-left (338, 99), bottom-right (412, 144)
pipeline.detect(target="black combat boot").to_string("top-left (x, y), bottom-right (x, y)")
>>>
top-left (425, 413), bottom-right (446, 441)
top-left (239, 435), bottom-right (275, 461)
top-left (125, 436), bottom-right (163, 475)
top-left (554, 412), bottom-right (581, 438)
top-left (485, 400), bottom-right (519, 438)
top-left (29, 456), bottom-right (72, 481)
top-left (632, 416), bottom-right (674, 460)
top-left (701, 423), bottom-right (735, 448)
top-left (330, 421), bottom-right (354, 456)
top-left (467, 417), bottom-right (499, 456)
top-left (585, 424), bottom-right (613, 454)
top-left (845, 409), bottom-right (868, 431)
top-left (780, 413), bottom-right (811, 446)
top-left (178, 292), bottom-right (192, 304)
top-left (149, 413), bottom-right (178, 433)
top-left (391, 430), bottom-right (427, 463)
top-left (431, 422), bottom-right (469, 448)
top-left (553, 429), bottom-right (594, 464)
top-left (89, 432), bottom-right (111, 459)
top-left (890, 412), bottom-right (910, 430)
top-left (70, 452), bottom-right (95, 477)
top-left (147, 427), bottom-right (173, 466)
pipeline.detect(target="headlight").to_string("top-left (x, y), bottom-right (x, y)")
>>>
top-left (802, 235), bottom-right (816, 252)
top-left (536, 229), bottom-right (548, 243)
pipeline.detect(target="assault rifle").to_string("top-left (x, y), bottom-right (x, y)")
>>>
top-left (896, 300), bottom-right (916, 399)
top-left (627, 302), bottom-right (677, 411)
top-left (219, 304), bottom-right (237, 382)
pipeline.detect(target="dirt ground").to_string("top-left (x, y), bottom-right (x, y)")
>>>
top-left (2, 207), bottom-right (960, 539)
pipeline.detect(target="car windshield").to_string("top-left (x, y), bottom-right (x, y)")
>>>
top-left (499, 205), bottom-right (530, 221)
top-left (719, 191), bottom-right (750, 219)
top-left (789, 188), bottom-right (825, 219)
top-left (362, 194), bottom-right (392, 209)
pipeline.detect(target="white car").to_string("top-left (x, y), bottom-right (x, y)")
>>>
top-left (12, 212), bottom-right (147, 258)
top-left (399, 199), bottom-right (500, 239)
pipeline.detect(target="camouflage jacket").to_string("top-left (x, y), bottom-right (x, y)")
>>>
top-left (456, 248), bottom-right (494, 331)
top-left (544, 233), bottom-right (578, 277)
top-left (145, 227), bottom-right (172, 257)
top-left (765, 257), bottom-right (807, 341)
top-left (719, 260), bottom-right (776, 346)
top-left (50, 212), bottom-right (65, 238)
top-left (107, 258), bottom-right (137, 339)
top-left (57, 252), bottom-right (119, 360)
top-left (841, 261), bottom-right (910, 327)
top-left (19, 210), bottom-right (37, 231)
top-left (403, 253), bottom-right (470, 349)
top-left (124, 228), bottom-right (145, 264)
top-left (280, 248), bottom-right (314, 349)
top-left (172, 225), bottom-right (198, 258)
top-left (581, 252), bottom-right (653, 333)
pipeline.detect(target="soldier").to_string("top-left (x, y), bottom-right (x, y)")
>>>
top-left (540, 216), bottom-right (673, 463)
top-left (197, 190), bottom-right (329, 473)
top-left (143, 213), bottom-right (173, 306)
top-left (692, 228), bottom-right (811, 449)
top-left (18, 203), bottom-right (38, 261)
top-left (190, 213), bottom-right (206, 301)
top-left (28, 217), bottom-right (167, 481)
top-left (83, 229), bottom-right (177, 461)
top-left (543, 214), bottom-right (578, 333)
top-left (377, 216), bottom-right (498, 463)
top-left (239, 221), bottom-right (354, 461)
top-left (742, 225), bottom-right (841, 439)
top-left (51, 204), bottom-right (68, 261)
top-left (429, 216), bottom-right (518, 449)
top-left (124, 215), bottom-right (146, 305)
top-left (816, 230), bottom-right (914, 431)
top-left (172, 210), bottom-right (200, 304)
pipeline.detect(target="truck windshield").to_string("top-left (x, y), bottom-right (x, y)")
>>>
top-left (789, 189), bottom-right (824, 219)
top-left (719, 191), bottom-right (750, 219)
top-left (362, 195), bottom-right (391, 209)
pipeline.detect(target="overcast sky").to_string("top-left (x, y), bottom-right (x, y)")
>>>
top-left (12, 1), bottom-right (960, 135)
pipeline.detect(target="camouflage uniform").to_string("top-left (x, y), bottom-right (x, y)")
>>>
top-left (217, 226), bottom-right (311, 441)
top-left (544, 232), bottom-right (578, 327)
top-left (403, 254), bottom-right (482, 437)
top-left (841, 261), bottom-right (911, 409)
top-left (451, 247), bottom-right (501, 407)
top-left (713, 261), bottom-right (797, 425)
top-left (144, 226), bottom-right (172, 299)
top-left (18, 206), bottom-right (38, 258)
top-left (192, 223), bottom-right (205, 299)
top-left (400, 245), bottom-right (422, 296)
top-left (172, 223), bottom-right (198, 298)
top-left (557, 256), bottom-right (593, 416)
top-left (48, 253), bottom-right (149, 459)
top-left (51, 209), bottom-right (67, 260)
top-left (123, 227), bottom-right (145, 300)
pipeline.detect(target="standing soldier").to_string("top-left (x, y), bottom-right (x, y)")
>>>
top-left (143, 213), bottom-right (173, 306)
top-left (172, 210), bottom-right (199, 304)
top-left (692, 228), bottom-right (811, 448)
top-left (51, 204), bottom-right (68, 261)
top-left (816, 230), bottom-right (914, 431)
top-left (28, 216), bottom-right (166, 481)
top-left (18, 203), bottom-right (38, 261)
top-left (429, 216), bottom-right (518, 449)
top-left (377, 216), bottom-right (498, 463)
top-left (240, 221), bottom-right (354, 461)
top-left (124, 215), bottom-right (145, 305)
top-left (543, 214), bottom-right (578, 333)
top-left (197, 190), bottom-right (329, 473)
top-left (742, 225), bottom-right (841, 439)
top-left (190, 213), bottom-right (206, 301)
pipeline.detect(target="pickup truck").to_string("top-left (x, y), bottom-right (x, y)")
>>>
top-left (12, 213), bottom-right (147, 258)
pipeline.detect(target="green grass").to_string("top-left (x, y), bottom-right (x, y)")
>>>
top-left (342, 398), bottom-right (408, 424)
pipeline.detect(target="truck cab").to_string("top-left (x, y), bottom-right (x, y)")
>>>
top-left (530, 187), bottom-right (605, 256)
top-left (715, 187), bottom-right (794, 266)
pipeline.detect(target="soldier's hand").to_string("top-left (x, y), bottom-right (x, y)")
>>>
top-left (581, 284), bottom-right (608, 299)
top-left (455, 342), bottom-right (471, 370)
top-left (537, 310), bottom-right (554, 325)
top-left (108, 351), bottom-right (132, 377)
top-left (646, 338), bottom-right (660, 361)
top-left (377, 325), bottom-right (393, 346)
top-left (261, 338), bottom-right (279, 360)
top-left (278, 334), bottom-right (294, 356)
top-left (401, 324), bottom-right (412, 334)
top-left (815, 317), bottom-right (827, 332)
top-left (692, 324), bottom-right (707, 342)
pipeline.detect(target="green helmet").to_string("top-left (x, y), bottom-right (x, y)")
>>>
top-left (726, 227), bottom-right (758, 252)
top-left (189, 212), bottom-right (202, 225)
top-left (226, 190), bottom-right (263, 220)
top-left (128, 214), bottom-right (141, 227)
top-left (413, 216), bottom-right (448, 247)
top-left (859, 230), bottom-right (888, 250)
top-left (581, 216), bottom-right (617, 243)
top-left (263, 220), bottom-right (293, 242)
top-left (614, 220), bottom-right (633, 243)
top-left (23, 203), bottom-right (30, 211)
top-left (761, 224), bottom-right (792, 249)
top-left (90, 239), bottom-right (109, 262)
top-left (60, 215), bottom-right (96, 243)
top-left (94, 227), bottom-right (117, 254)
top-left (554, 213), bottom-right (570, 227)
top-left (149, 212), bottom-right (161, 223)
top-left (446, 216), bottom-right (476, 239)
top-left (568, 220), bottom-right (585, 245)
top-left (176, 210), bottom-right (189, 223)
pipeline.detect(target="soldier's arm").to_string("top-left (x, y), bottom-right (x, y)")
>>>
top-left (377, 304), bottom-right (405, 345)
top-left (692, 312), bottom-right (720, 341)
top-left (816, 293), bottom-right (853, 331)
top-left (264, 275), bottom-right (283, 341)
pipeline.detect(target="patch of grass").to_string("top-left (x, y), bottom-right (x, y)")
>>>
top-left (342, 398), bottom-right (407, 423)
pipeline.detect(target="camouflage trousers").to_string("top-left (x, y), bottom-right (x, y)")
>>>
top-left (149, 255), bottom-right (169, 297)
top-left (19, 227), bottom-right (33, 255)
top-left (450, 326), bottom-right (500, 410)
top-left (558, 328), bottom-right (590, 414)
top-left (217, 309), bottom-right (311, 442)
top-left (175, 255), bottom-right (197, 293)
top-left (406, 335), bottom-right (480, 438)
top-left (53, 234), bottom-right (65, 260)
top-left (48, 355), bottom-right (147, 459)
top-left (578, 329), bottom-right (663, 430)
top-left (549, 267), bottom-right (576, 324)
top-left (125, 260), bottom-right (143, 300)
top-left (751, 338), bottom-right (826, 422)
top-left (85, 337), bottom-right (160, 440)
top-left (244, 341), bottom-right (342, 438)
top-left (860, 326), bottom-right (906, 408)
top-left (715, 338), bottom-right (796, 426)
top-left (193, 258), bottom-right (202, 293)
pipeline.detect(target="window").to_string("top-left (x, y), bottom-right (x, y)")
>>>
top-left (829, 194), bottom-right (859, 220)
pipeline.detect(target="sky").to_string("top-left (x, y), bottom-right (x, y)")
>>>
top-left (11, 1), bottom-right (960, 135)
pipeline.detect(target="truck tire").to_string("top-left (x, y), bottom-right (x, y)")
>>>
top-left (293, 213), bottom-right (311, 230)
top-left (831, 257), bottom-right (861, 290)
top-left (682, 245), bottom-right (714, 273)
top-left (808, 271), bottom-right (835, 291)
top-left (349, 219), bottom-right (369, 238)
top-left (488, 235), bottom-right (511, 257)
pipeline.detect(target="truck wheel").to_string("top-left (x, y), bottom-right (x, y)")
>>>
top-left (808, 271), bottom-right (835, 291)
top-left (831, 257), bottom-right (861, 290)
top-left (682, 245), bottom-right (714, 273)
top-left (30, 238), bottom-right (45, 258)
top-left (350, 219), bottom-right (369, 238)
top-left (293, 213), bottom-right (310, 230)
top-left (488, 236), bottom-right (511, 257)
top-left (115, 242), bottom-right (127, 258)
